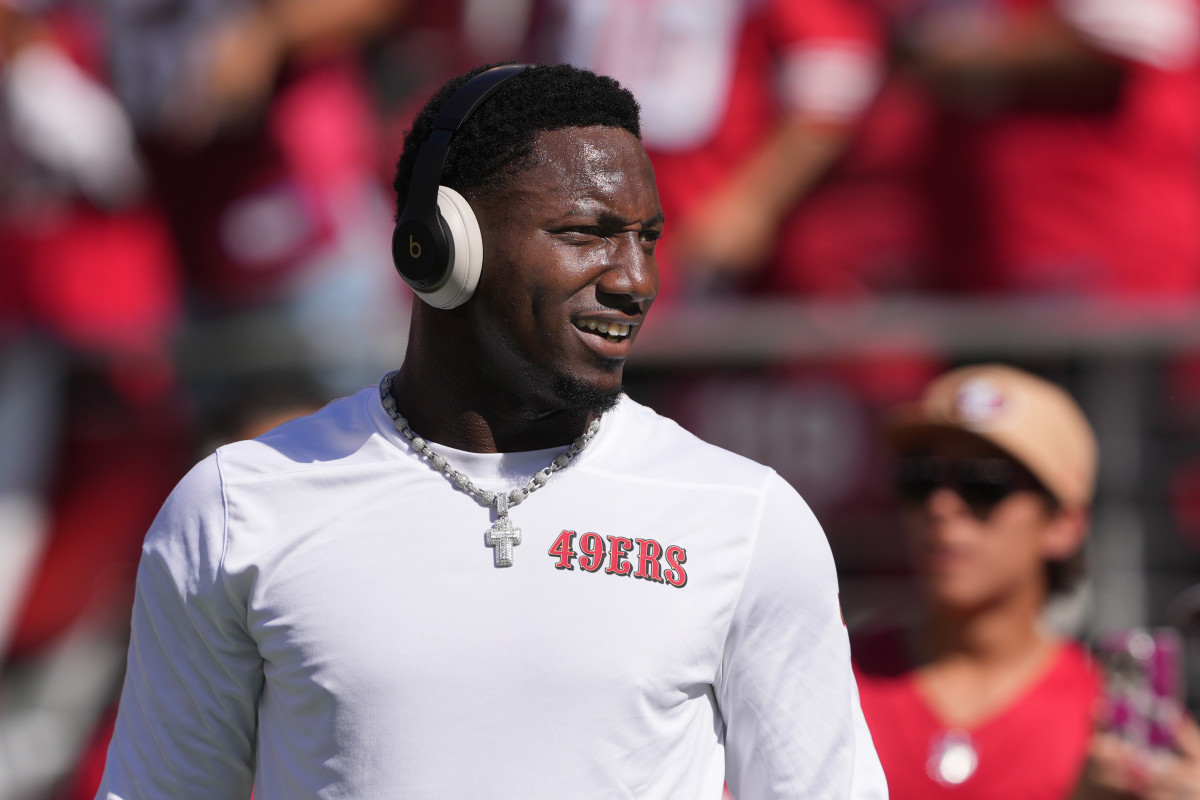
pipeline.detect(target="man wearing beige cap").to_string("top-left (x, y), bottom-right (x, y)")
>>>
top-left (851, 364), bottom-right (1102, 799)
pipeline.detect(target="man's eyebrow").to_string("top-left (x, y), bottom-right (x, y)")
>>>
top-left (559, 205), bottom-right (666, 228)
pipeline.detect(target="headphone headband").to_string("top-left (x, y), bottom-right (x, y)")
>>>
top-left (432, 64), bottom-right (530, 133)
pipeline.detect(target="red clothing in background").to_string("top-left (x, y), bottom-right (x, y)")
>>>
top-left (925, 0), bottom-right (1200, 296)
top-left (141, 57), bottom-right (378, 308)
top-left (853, 628), bottom-right (1101, 800)
top-left (543, 0), bottom-right (931, 299)
top-left (759, 71), bottom-right (935, 297)
top-left (0, 204), bottom-right (179, 356)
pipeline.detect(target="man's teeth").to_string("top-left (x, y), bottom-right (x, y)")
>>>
top-left (574, 320), bottom-right (631, 340)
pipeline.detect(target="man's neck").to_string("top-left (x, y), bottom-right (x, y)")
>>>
top-left (387, 361), bottom-right (599, 454)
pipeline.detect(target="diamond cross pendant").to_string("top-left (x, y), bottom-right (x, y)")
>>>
top-left (484, 494), bottom-right (521, 567)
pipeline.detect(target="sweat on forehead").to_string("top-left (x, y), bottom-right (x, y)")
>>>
top-left (453, 124), bottom-right (640, 206)
top-left (472, 127), bottom-right (660, 227)
top-left (525, 128), bottom-right (635, 186)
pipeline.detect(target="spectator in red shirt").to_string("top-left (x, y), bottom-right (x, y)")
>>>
top-left (854, 364), bottom-right (1101, 799)
top-left (889, 0), bottom-right (1200, 297)
top-left (857, 364), bottom-right (1200, 799)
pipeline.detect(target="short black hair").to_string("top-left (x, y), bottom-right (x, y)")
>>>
top-left (392, 63), bottom-right (641, 219)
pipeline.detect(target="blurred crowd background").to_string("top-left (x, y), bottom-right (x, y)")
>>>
top-left (3, 0), bottom-right (1200, 797)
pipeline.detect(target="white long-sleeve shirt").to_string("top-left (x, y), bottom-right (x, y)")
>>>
top-left (97, 386), bottom-right (887, 800)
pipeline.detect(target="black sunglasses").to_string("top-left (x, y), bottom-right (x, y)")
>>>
top-left (894, 455), bottom-right (1048, 518)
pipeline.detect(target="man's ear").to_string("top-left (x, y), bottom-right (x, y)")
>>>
top-left (1042, 506), bottom-right (1089, 561)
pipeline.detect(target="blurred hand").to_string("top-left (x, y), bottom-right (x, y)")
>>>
top-left (1078, 730), bottom-right (1150, 797)
top-left (1142, 716), bottom-right (1200, 800)
top-left (165, 6), bottom-right (284, 143)
top-left (672, 115), bottom-right (852, 291)
top-left (203, 6), bottom-right (285, 127)
top-left (1077, 714), bottom-right (1200, 800)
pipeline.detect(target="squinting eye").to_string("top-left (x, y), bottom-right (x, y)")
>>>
top-left (640, 230), bottom-right (661, 252)
top-left (558, 229), bottom-right (600, 243)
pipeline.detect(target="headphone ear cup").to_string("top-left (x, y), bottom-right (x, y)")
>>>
top-left (411, 186), bottom-right (483, 309)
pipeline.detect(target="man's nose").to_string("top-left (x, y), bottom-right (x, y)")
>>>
top-left (598, 231), bottom-right (659, 307)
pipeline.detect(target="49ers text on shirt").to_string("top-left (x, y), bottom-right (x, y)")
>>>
top-left (548, 530), bottom-right (688, 587)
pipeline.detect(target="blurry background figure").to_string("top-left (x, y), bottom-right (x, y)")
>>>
top-left (874, 0), bottom-right (1200, 715)
top-left (882, 0), bottom-right (1200, 297)
top-left (0, 2), bottom-right (189, 798)
top-left (1, 1), bottom-right (405, 796)
top-left (61, 371), bottom-right (329, 800)
top-left (99, 0), bottom-right (408, 399)
top-left (533, 0), bottom-right (936, 301)
top-left (853, 364), bottom-right (1100, 798)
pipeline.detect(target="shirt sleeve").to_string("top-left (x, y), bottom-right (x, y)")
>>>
top-left (1055, 0), bottom-right (1200, 70)
top-left (95, 452), bottom-right (261, 800)
top-left (716, 471), bottom-right (888, 800)
top-left (766, 0), bottom-right (885, 124)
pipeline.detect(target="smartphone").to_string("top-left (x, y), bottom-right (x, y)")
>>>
top-left (1096, 628), bottom-right (1184, 752)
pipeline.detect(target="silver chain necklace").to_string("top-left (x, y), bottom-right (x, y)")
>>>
top-left (379, 370), bottom-right (600, 568)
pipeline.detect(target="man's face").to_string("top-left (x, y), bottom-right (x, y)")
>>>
top-left (467, 125), bottom-right (662, 413)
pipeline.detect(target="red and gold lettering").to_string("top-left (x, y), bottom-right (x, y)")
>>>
top-left (664, 545), bottom-right (688, 588)
top-left (633, 538), bottom-right (664, 583)
top-left (605, 535), bottom-right (634, 576)
top-left (548, 530), bottom-right (577, 570)
top-left (579, 531), bottom-right (606, 572)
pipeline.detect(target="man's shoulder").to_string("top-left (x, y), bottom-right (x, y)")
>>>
top-left (213, 387), bottom-right (385, 482)
top-left (609, 396), bottom-right (779, 491)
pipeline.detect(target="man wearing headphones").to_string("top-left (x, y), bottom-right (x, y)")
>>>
top-left (94, 64), bottom-right (886, 799)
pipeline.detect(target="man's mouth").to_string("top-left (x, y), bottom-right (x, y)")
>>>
top-left (572, 319), bottom-right (632, 342)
